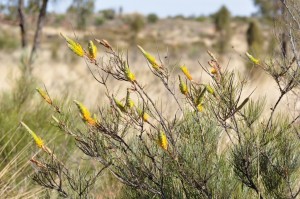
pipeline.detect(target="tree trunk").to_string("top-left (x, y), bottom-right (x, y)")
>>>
top-left (29, 0), bottom-right (49, 68)
top-left (280, 0), bottom-right (287, 58)
top-left (18, 0), bottom-right (27, 48)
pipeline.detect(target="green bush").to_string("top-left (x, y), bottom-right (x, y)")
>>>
top-left (147, 13), bottom-right (159, 24)
top-left (0, 31), bottom-right (19, 51)
top-left (247, 20), bottom-right (264, 54)
top-left (94, 16), bottom-right (105, 26)
top-left (21, 24), bottom-right (300, 198)
top-left (99, 9), bottom-right (115, 20)
top-left (213, 6), bottom-right (231, 54)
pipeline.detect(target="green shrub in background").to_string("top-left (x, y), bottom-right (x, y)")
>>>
top-left (147, 13), bottom-right (159, 24)
top-left (99, 8), bottom-right (116, 20)
top-left (213, 6), bottom-right (231, 54)
top-left (0, 30), bottom-right (19, 51)
top-left (245, 20), bottom-right (264, 75)
top-left (247, 20), bottom-right (264, 55)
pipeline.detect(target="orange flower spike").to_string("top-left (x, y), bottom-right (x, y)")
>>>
top-left (36, 88), bottom-right (52, 105)
top-left (73, 100), bottom-right (97, 126)
top-left (20, 122), bottom-right (44, 148)
top-left (180, 65), bottom-right (193, 81)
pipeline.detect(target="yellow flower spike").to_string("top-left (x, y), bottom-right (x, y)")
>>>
top-left (20, 122), bottom-right (44, 148)
top-left (125, 90), bottom-right (135, 109)
top-left (179, 76), bottom-right (188, 95)
top-left (158, 131), bottom-right (168, 150)
top-left (206, 85), bottom-right (215, 95)
top-left (36, 88), bottom-right (52, 105)
top-left (142, 112), bottom-right (150, 122)
top-left (197, 104), bottom-right (204, 112)
top-left (113, 97), bottom-right (126, 112)
top-left (137, 45), bottom-right (160, 70)
top-left (124, 63), bottom-right (136, 82)
top-left (210, 67), bottom-right (217, 75)
top-left (180, 65), bottom-right (193, 81)
top-left (246, 52), bottom-right (259, 65)
top-left (73, 100), bottom-right (96, 126)
top-left (60, 33), bottom-right (84, 57)
top-left (88, 40), bottom-right (97, 60)
top-left (137, 108), bottom-right (149, 122)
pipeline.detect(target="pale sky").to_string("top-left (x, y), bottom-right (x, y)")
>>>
top-left (48, 0), bottom-right (258, 17)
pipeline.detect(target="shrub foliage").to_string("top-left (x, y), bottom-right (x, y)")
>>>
top-left (21, 2), bottom-right (300, 198)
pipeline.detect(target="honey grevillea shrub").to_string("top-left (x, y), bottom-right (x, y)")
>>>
top-left (22, 24), bottom-right (300, 198)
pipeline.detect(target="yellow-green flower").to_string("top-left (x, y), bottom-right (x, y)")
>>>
top-left (113, 97), bottom-right (126, 112)
top-left (158, 131), bottom-right (168, 150)
top-left (73, 100), bottom-right (97, 126)
top-left (21, 122), bottom-right (44, 148)
top-left (124, 63), bottom-right (136, 82)
top-left (137, 45), bottom-right (160, 70)
top-left (210, 67), bottom-right (217, 75)
top-left (125, 90), bottom-right (135, 109)
top-left (36, 88), bottom-right (52, 105)
top-left (88, 40), bottom-right (97, 59)
top-left (197, 104), bottom-right (204, 112)
top-left (61, 33), bottom-right (84, 57)
top-left (137, 108), bottom-right (149, 122)
top-left (246, 52), bottom-right (259, 65)
top-left (206, 85), bottom-right (214, 95)
top-left (180, 65), bottom-right (193, 81)
top-left (179, 76), bottom-right (188, 95)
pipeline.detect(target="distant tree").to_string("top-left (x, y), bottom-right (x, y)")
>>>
top-left (213, 6), bottom-right (231, 54)
top-left (67, 0), bottom-right (95, 29)
top-left (147, 13), bottom-right (158, 24)
top-left (254, 0), bottom-right (281, 19)
top-left (99, 9), bottom-right (115, 20)
top-left (246, 20), bottom-right (264, 54)
top-left (122, 14), bottom-right (145, 45)
top-left (254, 0), bottom-right (287, 57)
top-left (214, 6), bottom-right (231, 32)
